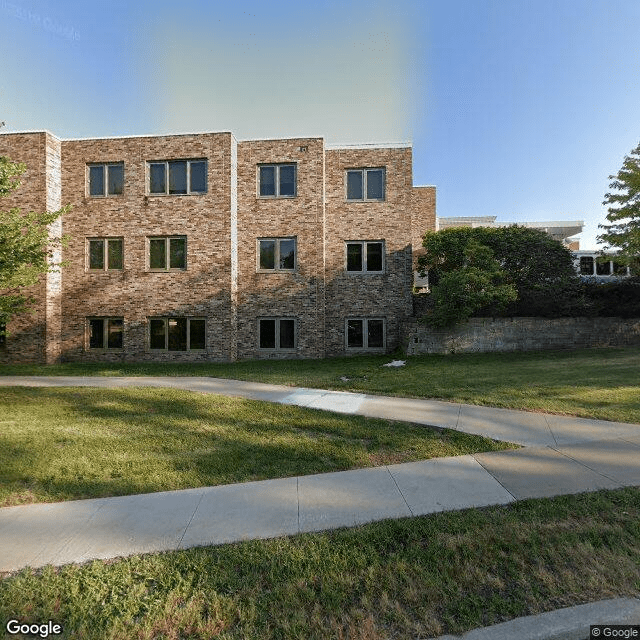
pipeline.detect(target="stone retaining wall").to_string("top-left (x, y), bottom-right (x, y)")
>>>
top-left (403, 317), bottom-right (640, 355)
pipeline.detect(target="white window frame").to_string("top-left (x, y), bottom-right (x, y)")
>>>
top-left (345, 240), bottom-right (385, 273)
top-left (87, 317), bottom-right (124, 350)
top-left (345, 167), bottom-right (385, 201)
top-left (147, 159), bottom-right (207, 196)
top-left (345, 317), bottom-right (386, 350)
top-left (147, 236), bottom-right (187, 271)
top-left (257, 163), bottom-right (297, 198)
top-left (87, 237), bottom-right (124, 271)
top-left (87, 163), bottom-right (124, 197)
top-left (148, 317), bottom-right (207, 351)
top-left (257, 237), bottom-right (297, 272)
top-left (258, 317), bottom-right (297, 351)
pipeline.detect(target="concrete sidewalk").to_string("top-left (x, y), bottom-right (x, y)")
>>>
top-left (0, 375), bottom-right (639, 575)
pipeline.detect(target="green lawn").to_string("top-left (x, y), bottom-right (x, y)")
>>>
top-left (2, 346), bottom-right (639, 422)
top-left (0, 387), bottom-right (514, 506)
top-left (2, 487), bottom-right (638, 639)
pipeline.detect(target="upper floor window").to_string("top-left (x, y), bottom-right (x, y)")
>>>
top-left (149, 236), bottom-right (186, 271)
top-left (346, 168), bottom-right (385, 201)
top-left (346, 241), bottom-right (384, 273)
top-left (88, 163), bottom-right (124, 197)
top-left (148, 160), bottom-right (207, 195)
top-left (579, 256), bottom-right (594, 276)
top-left (88, 238), bottom-right (123, 270)
top-left (258, 237), bottom-right (296, 271)
top-left (259, 164), bottom-right (296, 197)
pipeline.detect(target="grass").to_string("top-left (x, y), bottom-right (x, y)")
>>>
top-left (0, 386), bottom-right (515, 507)
top-left (1, 487), bottom-right (638, 639)
top-left (2, 346), bottom-right (640, 423)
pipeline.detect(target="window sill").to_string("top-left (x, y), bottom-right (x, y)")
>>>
top-left (345, 271), bottom-right (385, 275)
top-left (257, 195), bottom-right (297, 199)
top-left (147, 269), bottom-right (188, 273)
top-left (345, 199), bottom-right (385, 203)
top-left (147, 192), bottom-right (207, 197)
top-left (256, 269), bottom-right (297, 274)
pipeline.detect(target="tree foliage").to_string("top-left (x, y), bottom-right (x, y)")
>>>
top-left (0, 156), bottom-right (69, 333)
top-left (598, 142), bottom-right (640, 273)
top-left (418, 226), bottom-right (581, 327)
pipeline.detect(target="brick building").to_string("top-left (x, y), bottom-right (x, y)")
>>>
top-left (0, 130), bottom-right (436, 364)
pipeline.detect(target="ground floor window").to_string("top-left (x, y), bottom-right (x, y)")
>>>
top-left (258, 318), bottom-right (296, 350)
top-left (346, 318), bottom-right (385, 349)
top-left (88, 317), bottom-right (123, 349)
top-left (0, 321), bottom-right (6, 347)
top-left (149, 317), bottom-right (206, 351)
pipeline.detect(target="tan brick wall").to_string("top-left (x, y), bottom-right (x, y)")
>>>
top-left (324, 147), bottom-right (414, 355)
top-left (60, 132), bottom-right (235, 361)
top-left (236, 138), bottom-right (326, 359)
top-left (2, 131), bottom-right (432, 363)
top-left (0, 132), bottom-right (52, 364)
top-left (411, 186), bottom-right (436, 268)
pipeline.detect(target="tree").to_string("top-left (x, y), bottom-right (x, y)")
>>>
top-left (0, 156), bottom-right (69, 336)
top-left (598, 142), bottom-right (640, 273)
top-left (417, 226), bottom-right (582, 327)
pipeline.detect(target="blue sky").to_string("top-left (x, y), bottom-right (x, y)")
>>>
top-left (1, 0), bottom-right (639, 249)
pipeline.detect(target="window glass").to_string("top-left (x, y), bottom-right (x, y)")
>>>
top-left (347, 319), bottom-right (364, 348)
top-left (0, 322), bottom-right (6, 347)
top-left (367, 320), bottom-right (384, 348)
top-left (190, 319), bottom-right (206, 350)
top-left (346, 243), bottom-right (363, 271)
top-left (596, 260), bottom-right (611, 276)
top-left (613, 261), bottom-right (626, 275)
top-left (259, 319), bottom-right (276, 349)
top-left (259, 240), bottom-right (276, 269)
top-left (150, 319), bottom-right (166, 349)
top-left (190, 161), bottom-right (207, 193)
top-left (108, 318), bottom-right (123, 349)
top-left (260, 166), bottom-right (276, 196)
top-left (89, 318), bottom-right (104, 349)
top-left (169, 161), bottom-right (187, 195)
top-left (107, 239), bottom-right (123, 270)
top-left (279, 320), bottom-right (295, 349)
top-left (279, 165), bottom-right (295, 196)
top-left (150, 163), bottom-right (166, 194)
top-left (89, 166), bottom-right (105, 196)
top-left (108, 164), bottom-right (124, 195)
top-left (367, 242), bottom-right (383, 272)
top-left (168, 318), bottom-right (187, 351)
top-left (347, 171), bottom-right (363, 200)
top-left (169, 238), bottom-right (186, 269)
top-left (149, 239), bottom-right (166, 269)
top-left (279, 239), bottom-right (295, 269)
top-left (366, 169), bottom-right (384, 200)
top-left (579, 256), bottom-right (594, 275)
top-left (89, 240), bottom-right (105, 269)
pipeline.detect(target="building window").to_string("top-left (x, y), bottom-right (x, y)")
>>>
top-left (88, 317), bottom-right (123, 350)
top-left (596, 260), bottom-right (612, 276)
top-left (148, 237), bottom-right (187, 270)
top-left (346, 168), bottom-right (385, 201)
top-left (346, 241), bottom-right (384, 273)
top-left (148, 160), bottom-right (207, 195)
top-left (258, 164), bottom-right (296, 197)
top-left (259, 318), bottom-right (296, 350)
top-left (579, 256), bottom-right (594, 276)
top-left (148, 317), bottom-right (206, 351)
top-left (88, 163), bottom-right (124, 197)
top-left (346, 318), bottom-right (385, 349)
top-left (257, 238), bottom-right (296, 271)
top-left (0, 321), bottom-right (6, 348)
top-left (88, 238), bottom-right (123, 270)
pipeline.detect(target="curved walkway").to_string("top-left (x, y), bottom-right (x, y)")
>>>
top-left (1, 376), bottom-right (640, 575)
